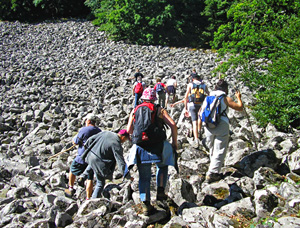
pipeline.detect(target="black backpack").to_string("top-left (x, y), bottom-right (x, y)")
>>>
top-left (131, 103), bottom-right (167, 147)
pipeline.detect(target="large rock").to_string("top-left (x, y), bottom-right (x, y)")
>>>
top-left (236, 149), bottom-right (280, 177)
top-left (253, 189), bottom-right (278, 218)
top-left (288, 149), bottom-right (300, 174)
top-left (168, 178), bottom-right (196, 206)
top-left (218, 197), bottom-right (256, 219)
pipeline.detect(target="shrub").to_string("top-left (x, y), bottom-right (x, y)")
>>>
top-left (0, 0), bottom-right (89, 21)
top-left (88, 0), bottom-right (209, 47)
top-left (213, 0), bottom-right (300, 132)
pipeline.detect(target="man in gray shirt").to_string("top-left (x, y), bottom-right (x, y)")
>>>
top-left (81, 129), bottom-right (130, 198)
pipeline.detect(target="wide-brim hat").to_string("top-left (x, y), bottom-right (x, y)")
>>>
top-left (140, 88), bottom-right (157, 101)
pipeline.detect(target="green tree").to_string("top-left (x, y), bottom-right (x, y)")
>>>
top-left (213, 0), bottom-right (300, 131)
top-left (202, 0), bottom-right (234, 47)
top-left (0, 0), bottom-right (89, 21)
top-left (89, 0), bottom-right (208, 47)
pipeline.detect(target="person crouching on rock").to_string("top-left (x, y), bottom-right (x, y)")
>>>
top-left (80, 129), bottom-right (131, 199)
top-left (126, 88), bottom-right (178, 216)
top-left (65, 113), bottom-right (102, 199)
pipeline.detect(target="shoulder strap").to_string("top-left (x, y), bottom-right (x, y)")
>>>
top-left (217, 94), bottom-right (228, 117)
top-left (134, 102), bottom-right (155, 113)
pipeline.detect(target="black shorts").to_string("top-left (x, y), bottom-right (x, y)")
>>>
top-left (70, 160), bottom-right (94, 180)
top-left (166, 86), bottom-right (176, 94)
top-left (189, 104), bottom-right (201, 121)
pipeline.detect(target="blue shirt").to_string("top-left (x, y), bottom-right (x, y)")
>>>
top-left (74, 126), bottom-right (102, 164)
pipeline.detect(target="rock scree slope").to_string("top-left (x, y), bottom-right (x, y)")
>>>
top-left (1, 20), bottom-right (300, 227)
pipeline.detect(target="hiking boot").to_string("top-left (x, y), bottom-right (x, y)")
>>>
top-left (205, 173), bottom-right (222, 184)
top-left (77, 177), bottom-right (86, 187)
top-left (64, 188), bottom-right (74, 198)
top-left (156, 187), bottom-right (168, 201)
top-left (141, 201), bottom-right (155, 216)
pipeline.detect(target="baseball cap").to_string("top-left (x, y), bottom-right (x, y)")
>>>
top-left (84, 113), bottom-right (96, 122)
top-left (118, 129), bottom-right (129, 136)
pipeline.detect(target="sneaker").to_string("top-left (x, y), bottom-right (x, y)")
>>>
top-left (156, 187), bottom-right (168, 201)
top-left (141, 201), bottom-right (155, 216)
top-left (64, 188), bottom-right (74, 198)
top-left (205, 173), bottom-right (222, 184)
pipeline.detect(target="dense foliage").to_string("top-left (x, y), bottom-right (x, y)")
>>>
top-left (88, 0), bottom-right (209, 47)
top-left (213, 0), bottom-right (300, 131)
top-left (202, 0), bottom-right (235, 46)
top-left (0, 0), bottom-right (89, 21)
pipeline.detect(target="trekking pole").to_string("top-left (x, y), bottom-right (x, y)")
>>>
top-left (243, 105), bottom-right (258, 151)
top-left (234, 87), bottom-right (258, 151)
top-left (48, 144), bottom-right (76, 160)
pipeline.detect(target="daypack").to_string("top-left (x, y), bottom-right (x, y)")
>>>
top-left (189, 83), bottom-right (205, 104)
top-left (201, 94), bottom-right (227, 128)
top-left (134, 82), bottom-right (144, 94)
top-left (156, 83), bottom-right (165, 93)
top-left (131, 102), bottom-right (167, 146)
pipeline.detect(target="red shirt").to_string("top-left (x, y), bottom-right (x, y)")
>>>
top-left (154, 82), bottom-right (166, 91)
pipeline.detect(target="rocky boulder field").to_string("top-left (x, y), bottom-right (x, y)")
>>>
top-left (1, 19), bottom-right (300, 228)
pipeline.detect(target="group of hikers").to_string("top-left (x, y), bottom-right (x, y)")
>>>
top-left (64, 68), bottom-right (243, 216)
top-left (132, 68), bottom-right (177, 108)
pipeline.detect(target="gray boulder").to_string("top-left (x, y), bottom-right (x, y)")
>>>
top-left (236, 149), bottom-right (280, 177)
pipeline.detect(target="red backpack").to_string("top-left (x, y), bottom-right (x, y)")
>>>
top-left (134, 82), bottom-right (144, 94)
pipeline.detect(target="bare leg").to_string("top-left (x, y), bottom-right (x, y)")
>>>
top-left (86, 180), bottom-right (93, 199)
top-left (68, 172), bottom-right (76, 187)
top-left (192, 120), bottom-right (198, 141)
top-left (198, 119), bottom-right (202, 137)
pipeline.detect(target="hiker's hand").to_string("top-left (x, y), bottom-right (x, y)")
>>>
top-left (235, 90), bottom-right (241, 99)
top-left (184, 110), bottom-right (190, 118)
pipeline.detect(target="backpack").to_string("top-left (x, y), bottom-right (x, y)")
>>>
top-left (201, 94), bottom-right (227, 128)
top-left (131, 103), bottom-right (167, 146)
top-left (134, 82), bottom-right (144, 94)
top-left (189, 83), bottom-right (205, 104)
top-left (156, 83), bottom-right (165, 93)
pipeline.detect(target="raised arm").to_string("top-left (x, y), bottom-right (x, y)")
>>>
top-left (224, 90), bottom-right (243, 111)
top-left (205, 85), bottom-right (210, 96)
top-left (170, 99), bottom-right (185, 107)
top-left (184, 84), bottom-right (191, 111)
top-left (161, 108), bottom-right (178, 149)
top-left (126, 109), bottom-right (135, 134)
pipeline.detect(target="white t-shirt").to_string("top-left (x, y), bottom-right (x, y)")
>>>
top-left (200, 90), bottom-right (229, 124)
top-left (134, 81), bottom-right (146, 88)
top-left (166, 78), bottom-right (177, 87)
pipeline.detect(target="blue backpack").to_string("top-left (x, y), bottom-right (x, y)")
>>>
top-left (156, 83), bottom-right (165, 93)
top-left (201, 94), bottom-right (227, 128)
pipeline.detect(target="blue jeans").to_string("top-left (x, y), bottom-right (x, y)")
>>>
top-left (134, 93), bottom-right (142, 108)
top-left (92, 173), bottom-right (105, 199)
top-left (82, 165), bottom-right (106, 198)
top-left (137, 163), bottom-right (168, 202)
